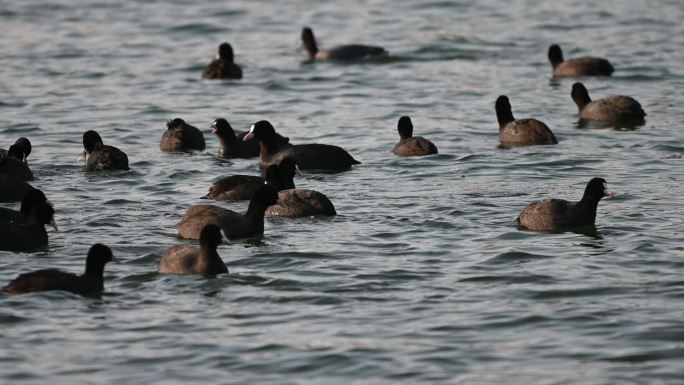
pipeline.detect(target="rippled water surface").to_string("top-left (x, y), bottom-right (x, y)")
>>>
top-left (1, 0), bottom-right (684, 384)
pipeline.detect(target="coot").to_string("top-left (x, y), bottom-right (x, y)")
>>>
top-left (495, 95), bottom-right (558, 148)
top-left (392, 116), bottom-right (438, 157)
top-left (159, 224), bottom-right (229, 275)
top-left (517, 177), bottom-right (614, 231)
top-left (3, 244), bottom-right (118, 295)
top-left (177, 185), bottom-right (279, 240)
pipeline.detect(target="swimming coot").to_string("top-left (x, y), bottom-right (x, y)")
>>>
top-left (0, 202), bottom-right (57, 251)
top-left (211, 118), bottom-right (289, 159)
top-left (571, 82), bottom-right (646, 124)
top-left (516, 177), bottom-right (614, 231)
top-left (202, 42), bottom-right (243, 79)
top-left (243, 120), bottom-right (360, 172)
top-left (0, 138), bottom-right (33, 181)
top-left (159, 224), bottom-right (229, 275)
top-left (203, 157), bottom-right (297, 201)
top-left (160, 118), bottom-right (206, 152)
top-left (548, 44), bottom-right (614, 77)
top-left (301, 27), bottom-right (388, 61)
top-left (82, 130), bottom-right (129, 172)
top-left (3, 244), bottom-right (118, 295)
top-left (177, 185), bottom-right (279, 240)
top-left (495, 95), bottom-right (558, 148)
top-left (392, 116), bottom-right (438, 157)
top-left (263, 160), bottom-right (336, 217)
top-left (0, 188), bottom-right (48, 227)
top-left (0, 137), bottom-right (31, 163)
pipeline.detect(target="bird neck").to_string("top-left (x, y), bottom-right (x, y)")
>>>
top-left (572, 93), bottom-right (592, 112)
top-left (259, 138), bottom-right (287, 157)
top-left (576, 195), bottom-right (601, 221)
top-left (245, 200), bottom-right (269, 221)
top-left (303, 34), bottom-right (318, 57)
top-left (216, 130), bottom-right (237, 156)
top-left (496, 108), bottom-right (515, 129)
top-left (84, 260), bottom-right (106, 278)
top-left (198, 244), bottom-right (223, 271)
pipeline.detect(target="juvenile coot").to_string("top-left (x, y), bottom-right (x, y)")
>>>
top-left (264, 160), bottom-right (336, 217)
top-left (0, 202), bottom-right (57, 251)
top-left (82, 130), bottom-right (129, 172)
top-left (202, 43), bottom-right (243, 79)
top-left (177, 185), bottom-right (279, 240)
top-left (571, 82), bottom-right (646, 124)
top-left (301, 27), bottom-right (388, 61)
top-left (392, 116), bottom-right (438, 157)
top-left (159, 224), bottom-right (229, 275)
top-left (0, 188), bottom-right (48, 227)
top-left (548, 44), bottom-right (614, 77)
top-left (516, 177), bottom-right (614, 231)
top-left (3, 244), bottom-right (118, 295)
top-left (160, 118), bottom-right (206, 152)
top-left (203, 158), bottom-right (297, 201)
top-left (495, 95), bottom-right (558, 148)
top-left (244, 120), bottom-right (360, 171)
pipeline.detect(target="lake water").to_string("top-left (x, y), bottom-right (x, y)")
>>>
top-left (1, 0), bottom-right (683, 384)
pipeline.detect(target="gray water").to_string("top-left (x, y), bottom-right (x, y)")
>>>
top-left (1, 0), bottom-right (684, 384)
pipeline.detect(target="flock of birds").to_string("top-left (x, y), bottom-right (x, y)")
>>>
top-left (0, 27), bottom-right (646, 296)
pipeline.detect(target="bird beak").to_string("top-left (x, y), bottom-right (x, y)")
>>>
top-left (49, 219), bottom-right (58, 232)
top-left (210, 123), bottom-right (218, 134)
top-left (111, 255), bottom-right (121, 263)
top-left (604, 191), bottom-right (615, 198)
top-left (295, 164), bottom-right (302, 176)
top-left (243, 125), bottom-right (255, 141)
top-left (46, 200), bottom-right (54, 208)
top-left (221, 230), bottom-right (231, 244)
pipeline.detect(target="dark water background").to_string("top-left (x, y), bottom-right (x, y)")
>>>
top-left (1, 0), bottom-right (683, 383)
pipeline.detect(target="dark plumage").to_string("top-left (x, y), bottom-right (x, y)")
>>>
top-left (82, 130), bottom-right (129, 172)
top-left (0, 138), bottom-right (34, 181)
top-left (0, 203), bottom-right (57, 251)
top-left (177, 185), bottom-right (279, 240)
top-left (517, 178), bottom-right (614, 231)
top-left (203, 175), bottom-right (264, 201)
top-left (301, 27), bottom-right (388, 61)
top-left (0, 137), bottom-right (32, 163)
top-left (496, 95), bottom-right (558, 148)
top-left (0, 188), bottom-right (48, 227)
top-left (548, 44), bottom-right (614, 77)
top-left (3, 244), bottom-right (117, 295)
top-left (159, 224), bottom-right (229, 275)
top-left (13, 137), bottom-right (32, 162)
top-left (160, 118), bottom-right (206, 152)
top-left (571, 82), bottom-right (646, 124)
top-left (243, 120), bottom-right (360, 172)
top-left (264, 161), bottom-right (336, 217)
top-left (203, 158), bottom-right (297, 201)
top-left (0, 176), bottom-right (33, 203)
top-left (211, 118), bottom-right (289, 159)
top-left (202, 43), bottom-right (243, 79)
top-left (392, 116), bottom-right (438, 157)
